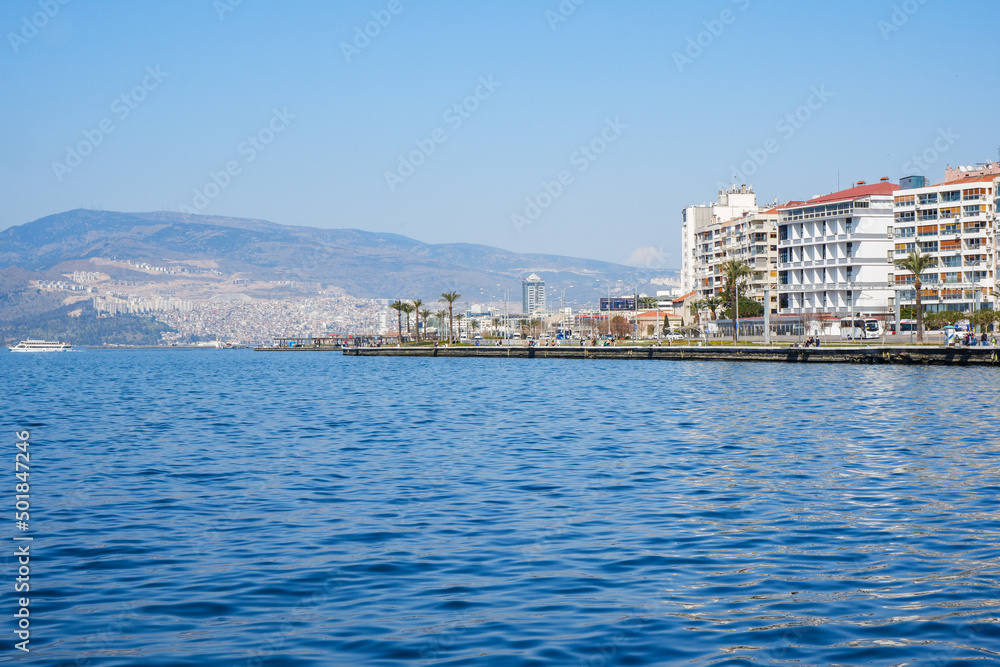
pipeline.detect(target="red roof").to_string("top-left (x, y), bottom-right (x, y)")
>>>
top-left (673, 290), bottom-right (697, 303)
top-left (781, 182), bottom-right (898, 209)
top-left (940, 173), bottom-right (999, 186)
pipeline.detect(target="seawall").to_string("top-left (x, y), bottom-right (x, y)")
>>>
top-left (341, 345), bottom-right (1000, 366)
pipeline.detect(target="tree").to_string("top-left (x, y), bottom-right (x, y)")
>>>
top-left (455, 313), bottom-right (465, 340)
top-left (440, 291), bottom-right (461, 344)
top-left (689, 299), bottom-right (705, 329)
top-left (969, 308), bottom-right (996, 334)
top-left (703, 295), bottom-right (724, 320)
top-left (724, 296), bottom-right (764, 319)
top-left (610, 315), bottom-right (629, 337)
top-left (389, 300), bottom-right (404, 345)
top-left (420, 309), bottom-right (432, 339)
top-left (434, 309), bottom-right (448, 339)
top-left (894, 250), bottom-right (937, 343)
top-left (720, 259), bottom-right (752, 343)
top-left (411, 299), bottom-right (424, 341)
top-left (402, 302), bottom-right (414, 337)
top-left (923, 311), bottom-right (949, 330)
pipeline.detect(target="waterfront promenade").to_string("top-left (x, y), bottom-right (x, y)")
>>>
top-left (343, 344), bottom-right (1000, 366)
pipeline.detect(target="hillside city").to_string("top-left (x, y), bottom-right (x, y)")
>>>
top-left (24, 160), bottom-right (999, 346)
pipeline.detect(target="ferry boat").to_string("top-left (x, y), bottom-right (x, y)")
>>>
top-left (8, 339), bottom-right (72, 353)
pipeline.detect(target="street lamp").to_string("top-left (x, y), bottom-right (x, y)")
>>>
top-left (561, 285), bottom-right (574, 337)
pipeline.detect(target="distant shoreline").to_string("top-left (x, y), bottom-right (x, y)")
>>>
top-left (83, 345), bottom-right (249, 350)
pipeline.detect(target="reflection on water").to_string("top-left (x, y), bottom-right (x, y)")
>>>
top-left (3, 351), bottom-right (999, 665)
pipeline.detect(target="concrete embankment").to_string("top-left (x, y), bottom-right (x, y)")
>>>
top-left (341, 345), bottom-right (1000, 366)
top-left (254, 346), bottom-right (342, 351)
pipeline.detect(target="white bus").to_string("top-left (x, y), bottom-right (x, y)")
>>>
top-left (840, 317), bottom-right (883, 340)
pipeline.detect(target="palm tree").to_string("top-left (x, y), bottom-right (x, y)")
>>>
top-left (389, 300), bottom-right (404, 345)
top-left (721, 259), bottom-right (752, 343)
top-left (703, 294), bottom-right (724, 320)
top-left (440, 291), bottom-right (461, 344)
top-left (689, 298), bottom-right (706, 329)
top-left (434, 309), bottom-right (448, 340)
top-left (455, 314), bottom-right (465, 341)
top-left (894, 250), bottom-right (937, 343)
top-left (420, 309), bottom-right (432, 340)
top-left (411, 299), bottom-right (424, 341)
top-left (403, 302), bottom-right (416, 338)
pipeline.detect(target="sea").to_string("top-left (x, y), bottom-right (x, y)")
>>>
top-left (3, 349), bottom-right (1000, 665)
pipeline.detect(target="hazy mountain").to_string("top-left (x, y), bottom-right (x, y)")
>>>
top-left (0, 209), bottom-right (677, 304)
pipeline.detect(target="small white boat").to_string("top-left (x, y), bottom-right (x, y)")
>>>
top-left (9, 339), bottom-right (72, 353)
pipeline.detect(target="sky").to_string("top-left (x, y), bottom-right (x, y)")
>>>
top-left (2, 0), bottom-right (998, 269)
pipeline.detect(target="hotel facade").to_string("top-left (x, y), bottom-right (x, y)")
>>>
top-left (777, 179), bottom-right (897, 318)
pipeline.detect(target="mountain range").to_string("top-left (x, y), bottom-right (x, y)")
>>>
top-left (0, 209), bottom-right (677, 306)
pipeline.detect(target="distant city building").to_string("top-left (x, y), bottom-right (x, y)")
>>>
top-left (522, 273), bottom-right (546, 315)
top-left (681, 185), bottom-right (759, 295)
top-left (777, 179), bottom-right (898, 317)
top-left (892, 168), bottom-right (998, 313)
top-left (944, 161), bottom-right (1000, 183)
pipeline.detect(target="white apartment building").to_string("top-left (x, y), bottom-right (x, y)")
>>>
top-left (891, 166), bottom-right (998, 313)
top-left (777, 179), bottom-right (897, 318)
top-left (693, 209), bottom-right (780, 313)
top-left (681, 185), bottom-right (758, 294)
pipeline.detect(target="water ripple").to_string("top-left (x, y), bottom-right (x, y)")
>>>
top-left (2, 352), bottom-right (1000, 664)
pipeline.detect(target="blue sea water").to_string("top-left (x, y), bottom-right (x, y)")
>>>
top-left (3, 349), bottom-right (1000, 665)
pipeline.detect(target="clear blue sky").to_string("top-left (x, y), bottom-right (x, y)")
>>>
top-left (2, 0), bottom-right (997, 267)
